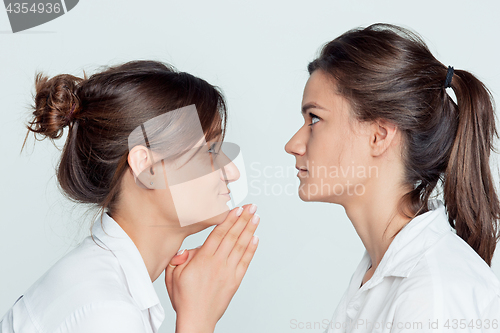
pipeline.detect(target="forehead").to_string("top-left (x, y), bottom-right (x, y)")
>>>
top-left (302, 70), bottom-right (353, 118)
top-left (303, 70), bottom-right (338, 103)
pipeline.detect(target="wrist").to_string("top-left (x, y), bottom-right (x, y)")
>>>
top-left (175, 314), bottom-right (217, 333)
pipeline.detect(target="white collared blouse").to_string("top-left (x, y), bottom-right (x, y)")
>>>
top-left (324, 199), bottom-right (500, 333)
top-left (1, 212), bottom-right (165, 333)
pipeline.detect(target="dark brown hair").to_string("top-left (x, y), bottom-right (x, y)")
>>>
top-left (308, 23), bottom-right (500, 266)
top-left (21, 60), bottom-right (227, 243)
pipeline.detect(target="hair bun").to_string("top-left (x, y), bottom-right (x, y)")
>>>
top-left (28, 73), bottom-right (83, 140)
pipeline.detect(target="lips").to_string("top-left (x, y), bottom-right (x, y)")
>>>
top-left (220, 190), bottom-right (231, 195)
top-left (295, 165), bottom-right (308, 172)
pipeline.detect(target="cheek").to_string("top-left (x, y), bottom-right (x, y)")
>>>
top-left (309, 126), bottom-right (347, 167)
top-left (168, 171), bottom-right (226, 227)
top-left (337, 133), bottom-right (372, 183)
top-left (309, 125), bottom-right (370, 184)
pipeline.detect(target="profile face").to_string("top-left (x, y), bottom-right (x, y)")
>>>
top-left (160, 137), bottom-right (240, 226)
top-left (129, 105), bottom-right (241, 227)
top-left (285, 70), bottom-right (373, 204)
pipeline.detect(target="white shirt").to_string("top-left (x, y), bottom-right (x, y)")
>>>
top-left (0, 212), bottom-right (165, 333)
top-left (324, 199), bottom-right (500, 333)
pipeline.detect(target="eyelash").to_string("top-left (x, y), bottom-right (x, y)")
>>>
top-left (208, 143), bottom-right (219, 155)
top-left (308, 113), bottom-right (320, 126)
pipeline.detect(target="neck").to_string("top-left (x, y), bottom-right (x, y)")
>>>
top-left (342, 167), bottom-right (413, 273)
top-left (111, 174), bottom-right (210, 282)
top-left (112, 209), bottom-right (196, 282)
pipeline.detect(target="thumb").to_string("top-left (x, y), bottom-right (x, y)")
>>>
top-left (165, 247), bottom-right (200, 303)
top-left (169, 249), bottom-right (189, 266)
top-left (165, 249), bottom-right (188, 305)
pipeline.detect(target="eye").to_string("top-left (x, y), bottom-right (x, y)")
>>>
top-left (308, 113), bottom-right (320, 126)
top-left (208, 142), bottom-right (219, 155)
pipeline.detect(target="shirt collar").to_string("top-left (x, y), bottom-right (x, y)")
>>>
top-left (361, 199), bottom-right (452, 290)
top-left (91, 212), bottom-right (162, 311)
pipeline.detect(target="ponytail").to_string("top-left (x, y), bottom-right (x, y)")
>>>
top-left (443, 70), bottom-right (500, 266)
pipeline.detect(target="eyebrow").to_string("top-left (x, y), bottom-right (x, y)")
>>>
top-left (301, 102), bottom-right (330, 114)
top-left (206, 129), bottom-right (223, 141)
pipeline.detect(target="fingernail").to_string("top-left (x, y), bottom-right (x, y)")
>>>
top-left (236, 207), bottom-right (243, 216)
top-left (195, 245), bottom-right (201, 249)
top-left (251, 214), bottom-right (260, 225)
top-left (176, 249), bottom-right (186, 256)
top-left (252, 235), bottom-right (259, 245)
top-left (249, 204), bottom-right (257, 214)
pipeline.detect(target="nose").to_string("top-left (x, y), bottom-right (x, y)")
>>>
top-left (221, 160), bottom-right (240, 184)
top-left (285, 126), bottom-right (307, 156)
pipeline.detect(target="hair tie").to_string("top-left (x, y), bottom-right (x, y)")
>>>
top-left (65, 103), bottom-right (77, 124)
top-left (444, 66), bottom-right (454, 88)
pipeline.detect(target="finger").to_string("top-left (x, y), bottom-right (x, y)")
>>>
top-left (172, 247), bottom-right (200, 275)
top-left (165, 249), bottom-right (188, 296)
top-left (164, 249), bottom-right (189, 292)
top-left (202, 205), bottom-right (249, 255)
top-left (216, 204), bottom-right (257, 258)
top-left (169, 249), bottom-right (189, 266)
top-left (165, 261), bottom-right (177, 309)
top-left (227, 213), bottom-right (260, 267)
top-left (236, 235), bottom-right (259, 281)
top-left (164, 248), bottom-right (200, 310)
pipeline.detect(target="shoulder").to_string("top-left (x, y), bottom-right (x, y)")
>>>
top-left (21, 236), bottom-right (136, 331)
top-left (397, 232), bottom-right (500, 316)
top-left (427, 232), bottom-right (500, 295)
top-left (29, 235), bottom-right (127, 295)
top-left (53, 300), bottom-right (147, 333)
top-left (2, 297), bottom-right (146, 333)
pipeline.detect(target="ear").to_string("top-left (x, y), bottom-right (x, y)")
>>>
top-left (369, 119), bottom-right (398, 157)
top-left (128, 145), bottom-right (169, 190)
top-left (128, 145), bottom-right (153, 178)
top-left (128, 145), bottom-right (159, 189)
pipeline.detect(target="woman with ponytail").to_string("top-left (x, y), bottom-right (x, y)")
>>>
top-left (283, 24), bottom-right (500, 332)
top-left (1, 60), bottom-right (260, 333)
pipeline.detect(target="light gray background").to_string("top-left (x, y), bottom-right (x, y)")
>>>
top-left (1, 1), bottom-right (500, 332)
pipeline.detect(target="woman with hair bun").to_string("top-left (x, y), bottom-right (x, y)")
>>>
top-left (0, 60), bottom-right (260, 333)
top-left (282, 24), bottom-right (500, 332)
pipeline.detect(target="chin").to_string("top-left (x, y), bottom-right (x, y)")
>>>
top-left (298, 191), bottom-right (312, 202)
top-left (298, 193), bottom-right (323, 202)
top-left (298, 189), bottom-right (334, 203)
top-left (298, 185), bottom-right (317, 202)
top-left (213, 208), bottom-right (231, 224)
top-left (196, 208), bottom-right (230, 226)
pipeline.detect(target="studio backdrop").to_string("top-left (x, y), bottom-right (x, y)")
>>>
top-left (1, 1), bottom-right (500, 332)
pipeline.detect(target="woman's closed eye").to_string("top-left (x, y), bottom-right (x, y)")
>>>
top-left (308, 113), bottom-right (320, 126)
